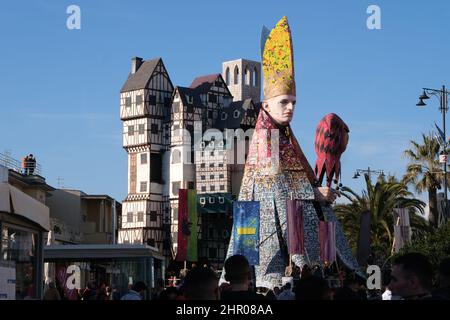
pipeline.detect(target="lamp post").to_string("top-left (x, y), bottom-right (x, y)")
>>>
top-left (417, 86), bottom-right (450, 221)
top-left (352, 167), bottom-right (384, 180)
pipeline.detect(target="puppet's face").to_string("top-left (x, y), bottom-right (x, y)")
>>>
top-left (263, 94), bottom-right (296, 126)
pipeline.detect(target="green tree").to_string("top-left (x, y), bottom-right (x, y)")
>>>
top-left (403, 133), bottom-right (445, 228)
top-left (398, 221), bottom-right (450, 270)
top-left (334, 174), bottom-right (427, 264)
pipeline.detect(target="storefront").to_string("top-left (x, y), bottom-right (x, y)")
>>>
top-left (0, 178), bottom-right (50, 300)
top-left (44, 244), bottom-right (165, 300)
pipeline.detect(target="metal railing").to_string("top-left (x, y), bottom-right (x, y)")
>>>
top-left (0, 152), bottom-right (42, 176)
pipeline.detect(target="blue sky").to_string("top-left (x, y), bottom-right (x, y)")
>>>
top-left (1, 0), bottom-right (449, 203)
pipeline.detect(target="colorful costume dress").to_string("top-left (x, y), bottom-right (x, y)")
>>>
top-left (221, 16), bottom-right (360, 289)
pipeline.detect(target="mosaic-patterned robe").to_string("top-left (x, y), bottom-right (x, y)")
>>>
top-left (222, 109), bottom-right (360, 289)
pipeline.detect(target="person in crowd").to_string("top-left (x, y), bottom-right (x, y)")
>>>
top-left (277, 282), bottom-right (295, 300)
top-left (389, 252), bottom-right (433, 300)
top-left (152, 278), bottom-right (165, 300)
top-left (159, 286), bottom-right (179, 300)
top-left (96, 283), bottom-right (107, 300)
top-left (334, 277), bottom-right (363, 300)
top-left (273, 286), bottom-right (281, 297)
top-left (121, 281), bottom-right (147, 300)
top-left (265, 289), bottom-right (277, 300)
top-left (295, 275), bottom-right (333, 300)
top-left (43, 282), bottom-right (61, 300)
top-left (182, 266), bottom-right (219, 300)
top-left (221, 255), bottom-right (265, 300)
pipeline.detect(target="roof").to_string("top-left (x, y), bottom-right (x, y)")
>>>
top-left (0, 182), bottom-right (50, 230)
top-left (44, 244), bottom-right (164, 261)
top-left (189, 74), bottom-right (220, 92)
top-left (120, 58), bottom-right (161, 93)
top-left (214, 99), bottom-right (259, 130)
top-left (175, 86), bottom-right (205, 107)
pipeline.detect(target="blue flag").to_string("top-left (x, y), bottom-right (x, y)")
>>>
top-left (232, 201), bottom-right (260, 265)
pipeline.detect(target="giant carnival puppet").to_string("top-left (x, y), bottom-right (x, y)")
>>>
top-left (221, 16), bottom-right (360, 289)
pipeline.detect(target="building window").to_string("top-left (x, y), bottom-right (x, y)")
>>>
top-left (136, 95), bottom-right (143, 105)
top-left (218, 163), bottom-right (223, 167)
top-left (253, 67), bottom-right (258, 86)
top-left (200, 163), bottom-right (205, 168)
top-left (150, 211), bottom-right (157, 221)
top-left (208, 94), bottom-right (217, 103)
top-left (141, 153), bottom-right (147, 164)
top-left (187, 105), bottom-right (194, 113)
top-left (219, 197), bottom-right (225, 204)
top-left (209, 197), bottom-right (215, 204)
top-left (173, 101), bottom-right (180, 113)
top-left (127, 212), bottom-right (133, 222)
top-left (138, 124), bottom-right (145, 135)
top-left (128, 125), bottom-right (134, 136)
top-left (210, 185), bottom-right (215, 192)
top-left (140, 181), bottom-right (147, 192)
top-left (199, 197), bottom-right (206, 205)
top-left (149, 95), bottom-right (156, 105)
top-left (208, 110), bottom-right (213, 118)
top-left (188, 181), bottom-right (195, 189)
top-left (225, 67), bottom-right (230, 85)
top-left (221, 113), bottom-right (227, 120)
top-left (210, 175), bottom-right (214, 180)
top-left (137, 211), bottom-right (144, 222)
top-left (172, 181), bottom-right (181, 196)
top-left (234, 110), bottom-right (240, 118)
top-left (220, 185), bottom-right (225, 191)
top-left (172, 149), bottom-right (181, 164)
top-left (209, 163), bottom-right (214, 168)
top-left (201, 175), bottom-right (205, 180)
top-left (219, 174), bottom-right (224, 179)
top-left (125, 97), bottom-right (131, 107)
top-left (210, 151), bottom-right (214, 156)
top-left (201, 186), bottom-right (206, 192)
top-left (234, 66), bottom-right (239, 85)
top-left (245, 68), bottom-right (251, 86)
top-left (151, 123), bottom-right (159, 134)
top-left (150, 153), bottom-right (162, 183)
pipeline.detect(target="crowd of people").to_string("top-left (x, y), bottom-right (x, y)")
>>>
top-left (43, 252), bottom-right (450, 301)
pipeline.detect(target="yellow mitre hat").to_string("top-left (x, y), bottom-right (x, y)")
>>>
top-left (262, 16), bottom-right (296, 100)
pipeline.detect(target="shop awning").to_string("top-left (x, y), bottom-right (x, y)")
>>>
top-left (0, 182), bottom-right (50, 230)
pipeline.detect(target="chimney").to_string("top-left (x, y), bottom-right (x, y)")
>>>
top-left (131, 57), bottom-right (143, 74)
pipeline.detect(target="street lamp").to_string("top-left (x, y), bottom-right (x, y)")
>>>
top-left (353, 167), bottom-right (384, 180)
top-left (416, 86), bottom-right (450, 220)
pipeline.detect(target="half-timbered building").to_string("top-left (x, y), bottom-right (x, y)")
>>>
top-left (119, 57), bottom-right (261, 268)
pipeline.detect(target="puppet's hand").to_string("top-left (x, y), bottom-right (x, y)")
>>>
top-left (314, 187), bottom-right (340, 203)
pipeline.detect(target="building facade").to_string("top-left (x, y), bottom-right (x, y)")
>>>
top-left (119, 57), bottom-right (261, 268)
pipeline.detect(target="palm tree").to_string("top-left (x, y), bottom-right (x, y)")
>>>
top-left (334, 174), bottom-right (427, 263)
top-left (403, 133), bottom-right (445, 228)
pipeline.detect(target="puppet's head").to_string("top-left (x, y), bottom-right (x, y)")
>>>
top-left (261, 16), bottom-right (296, 126)
top-left (314, 113), bottom-right (349, 187)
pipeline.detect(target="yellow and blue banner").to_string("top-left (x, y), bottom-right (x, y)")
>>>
top-left (232, 201), bottom-right (260, 265)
